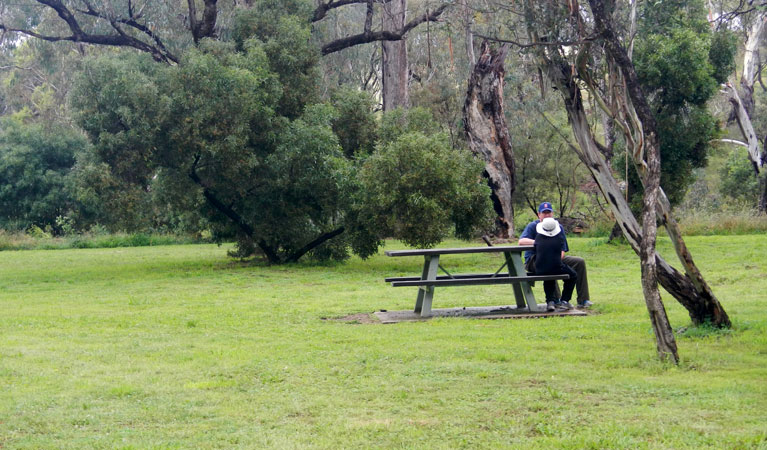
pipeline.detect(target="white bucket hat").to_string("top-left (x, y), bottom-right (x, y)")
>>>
top-left (536, 217), bottom-right (561, 237)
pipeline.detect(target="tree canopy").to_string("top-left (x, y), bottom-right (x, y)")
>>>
top-left (0, 115), bottom-right (84, 231)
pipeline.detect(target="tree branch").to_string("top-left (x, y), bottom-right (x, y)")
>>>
top-left (285, 227), bottom-right (346, 262)
top-left (710, 139), bottom-right (749, 148)
top-left (188, 156), bottom-right (280, 263)
top-left (0, 0), bottom-right (178, 63)
top-left (321, 3), bottom-right (448, 55)
top-left (474, 33), bottom-right (595, 48)
top-left (313, 0), bottom-right (373, 22)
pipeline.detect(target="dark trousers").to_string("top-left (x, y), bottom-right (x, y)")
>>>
top-left (525, 255), bottom-right (590, 302)
top-left (542, 264), bottom-right (577, 302)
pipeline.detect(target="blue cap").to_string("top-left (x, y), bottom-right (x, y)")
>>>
top-left (538, 202), bottom-right (553, 213)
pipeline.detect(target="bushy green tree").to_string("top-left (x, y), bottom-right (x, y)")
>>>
top-left (719, 149), bottom-right (762, 205)
top-left (624, 0), bottom-right (735, 208)
top-left (66, 6), bottom-right (494, 262)
top-left (0, 116), bottom-right (84, 231)
top-left (231, 0), bottom-right (319, 119)
top-left (329, 87), bottom-right (378, 158)
top-left (349, 109), bottom-right (493, 256)
top-left (70, 37), bottom-right (347, 262)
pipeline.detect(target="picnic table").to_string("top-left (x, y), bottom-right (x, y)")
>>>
top-left (385, 246), bottom-right (568, 317)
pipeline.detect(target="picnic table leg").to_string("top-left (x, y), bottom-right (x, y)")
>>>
top-left (505, 252), bottom-right (539, 312)
top-left (414, 255), bottom-right (439, 317)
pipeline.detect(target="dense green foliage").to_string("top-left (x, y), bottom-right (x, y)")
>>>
top-left (0, 116), bottom-right (84, 231)
top-left (329, 87), bottom-right (378, 158)
top-left (69, 38), bottom-right (348, 262)
top-left (719, 149), bottom-right (762, 204)
top-left (351, 110), bottom-right (492, 254)
top-left (67, 17), bottom-right (492, 262)
top-left (626, 0), bottom-right (735, 208)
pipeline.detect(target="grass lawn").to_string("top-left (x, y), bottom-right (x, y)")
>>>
top-left (1, 235), bottom-right (766, 449)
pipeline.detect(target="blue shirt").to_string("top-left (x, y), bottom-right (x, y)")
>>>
top-left (520, 219), bottom-right (568, 261)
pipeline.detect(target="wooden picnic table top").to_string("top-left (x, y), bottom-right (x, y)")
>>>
top-left (384, 245), bottom-right (532, 257)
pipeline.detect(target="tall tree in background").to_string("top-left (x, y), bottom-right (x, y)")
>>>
top-left (463, 41), bottom-right (516, 238)
top-left (716, 6), bottom-right (767, 213)
top-left (382, 0), bottom-right (409, 110)
top-left (0, 0), bottom-right (448, 84)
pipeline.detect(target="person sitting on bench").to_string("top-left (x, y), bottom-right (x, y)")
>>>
top-left (518, 201), bottom-right (593, 309)
top-left (533, 217), bottom-right (578, 312)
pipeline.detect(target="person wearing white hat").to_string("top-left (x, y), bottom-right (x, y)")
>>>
top-left (533, 217), bottom-right (578, 311)
top-left (518, 201), bottom-right (593, 309)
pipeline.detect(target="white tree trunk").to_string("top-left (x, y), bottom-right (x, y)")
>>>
top-left (742, 17), bottom-right (764, 83)
top-left (725, 83), bottom-right (763, 174)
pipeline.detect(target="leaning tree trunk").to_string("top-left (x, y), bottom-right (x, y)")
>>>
top-left (725, 83), bottom-right (763, 175)
top-left (639, 145), bottom-right (679, 362)
top-left (589, 0), bottom-right (678, 361)
top-left (557, 58), bottom-right (678, 355)
top-left (636, 115), bottom-right (678, 361)
top-left (536, 45), bottom-right (730, 327)
top-left (730, 77), bottom-right (767, 216)
top-left (463, 41), bottom-right (516, 238)
top-left (382, 0), bottom-right (409, 111)
top-left (593, 0), bottom-right (729, 329)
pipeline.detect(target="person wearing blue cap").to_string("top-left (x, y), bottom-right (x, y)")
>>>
top-left (518, 201), bottom-right (593, 309)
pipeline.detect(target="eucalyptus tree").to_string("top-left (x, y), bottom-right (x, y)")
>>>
top-left (462, 0), bottom-right (731, 360)
top-left (714, 3), bottom-right (767, 213)
top-left (522, 0), bottom-right (731, 337)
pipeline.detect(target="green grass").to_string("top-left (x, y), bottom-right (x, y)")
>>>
top-left (0, 230), bottom-right (204, 251)
top-left (1, 236), bottom-right (766, 448)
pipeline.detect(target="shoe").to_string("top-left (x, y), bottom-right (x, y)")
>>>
top-left (577, 300), bottom-right (593, 309)
top-left (557, 300), bottom-right (574, 310)
top-left (546, 301), bottom-right (556, 312)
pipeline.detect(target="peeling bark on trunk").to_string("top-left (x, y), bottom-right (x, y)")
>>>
top-left (539, 51), bottom-right (730, 328)
top-left (725, 13), bottom-right (767, 213)
top-left (463, 41), bottom-right (516, 238)
top-left (639, 136), bottom-right (679, 362)
top-left (599, 109), bottom-right (616, 162)
top-left (724, 80), bottom-right (767, 215)
top-left (382, 0), bottom-right (409, 111)
top-left (591, 0), bottom-right (729, 331)
top-left (614, 5), bottom-right (680, 358)
top-left (562, 58), bottom-right (677, 354)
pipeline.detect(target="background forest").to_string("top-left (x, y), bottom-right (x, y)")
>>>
top-left (1, 0), bottom-right (766, 262)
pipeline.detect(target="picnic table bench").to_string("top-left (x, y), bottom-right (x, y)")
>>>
top-left (385, 246), bottom-right (569, 317)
